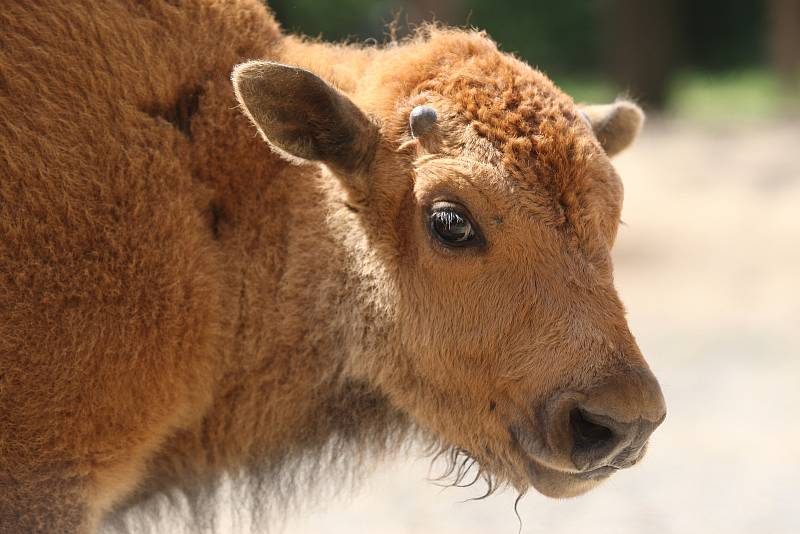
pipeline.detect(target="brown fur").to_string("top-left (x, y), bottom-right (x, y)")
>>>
top-left (0, 2), bottom-right (663, 532)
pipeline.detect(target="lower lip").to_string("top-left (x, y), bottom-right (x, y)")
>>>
top-left (575, 465), bottom-right (619, 480)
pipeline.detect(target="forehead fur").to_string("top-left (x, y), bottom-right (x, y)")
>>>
top-left (365, 28), bottom-right (621, 239)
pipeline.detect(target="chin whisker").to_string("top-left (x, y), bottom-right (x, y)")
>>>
top-left (513, 492), bottom-right (527, 534)
top-left (426, 443), bottom-right (507, 500)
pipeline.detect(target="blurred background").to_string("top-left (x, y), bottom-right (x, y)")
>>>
top-left (268, 1), bottom-right (800, 533)
top-left (269, 0), bottom-right (800, 118)
top-left (111, 1), bottom-right (800, 533)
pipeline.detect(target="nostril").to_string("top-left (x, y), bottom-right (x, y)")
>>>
top-left (570, 408), bottom-right (615, 454)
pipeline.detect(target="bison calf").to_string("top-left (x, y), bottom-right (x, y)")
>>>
top-left (0, 1), bottom-right (665, 532)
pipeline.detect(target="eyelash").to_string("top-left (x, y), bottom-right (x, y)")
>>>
top-left (432, 210), bottom-right (466, 230)
top-left (427, 201), bottom-right (483, 249)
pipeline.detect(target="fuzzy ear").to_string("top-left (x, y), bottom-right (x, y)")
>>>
top-left (580, 100), bottom-right (644, 157)
top-left (231, 61), bottom-right (378, 186)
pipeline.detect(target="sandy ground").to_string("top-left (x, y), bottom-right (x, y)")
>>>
top-left (109, 119), bottom-right (800, 534)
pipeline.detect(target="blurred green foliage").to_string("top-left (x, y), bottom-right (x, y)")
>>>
top-left (267, 0), bottom-right (793, 118)
top-left (268, 0), bottom-right (396, 41)
top-left (269, 0), bottom-right (767, 73)
top-left (670, 69), bottom-right (784, 121)
top-left (462, 1), bottom-right (602, 77)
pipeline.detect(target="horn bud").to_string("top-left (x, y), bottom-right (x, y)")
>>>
top-left (409, 105), bottom-right (437, 138)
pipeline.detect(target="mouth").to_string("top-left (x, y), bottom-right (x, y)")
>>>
top-left (522, 455), bottom-right (607, 498)
top-left (573, 464), bottom-right (620, 480)
top-left (509, 425), bottom-right (648, 498)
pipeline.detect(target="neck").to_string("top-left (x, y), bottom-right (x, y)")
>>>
top-left (138, 36), bottom-right (409, 499)
top-left (146, 165), bottom-right (406, 497)
top-left (223, 170), bottom-right (402, 454)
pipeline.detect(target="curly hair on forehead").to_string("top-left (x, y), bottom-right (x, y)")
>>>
top-left (366, 26), bottom-right (602, 213)
top-left (385, 38), bottom-right (608, 246)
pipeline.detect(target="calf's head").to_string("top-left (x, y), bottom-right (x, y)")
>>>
top-left (232, 31), bottom-right (665, 499)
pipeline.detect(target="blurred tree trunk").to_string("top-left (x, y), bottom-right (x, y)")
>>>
top-left (600, 0), bottom-right (677, 110)
top-left (768, 0), bottom-right (800, 95)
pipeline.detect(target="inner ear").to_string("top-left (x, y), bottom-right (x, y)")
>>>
top-left (580, 100), bottom-right (644, 157)
top-left (231, 61), bottom-right (379, 182)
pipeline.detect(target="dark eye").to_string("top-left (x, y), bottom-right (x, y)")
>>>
top-left (428, 202), bottom-right (481, 248)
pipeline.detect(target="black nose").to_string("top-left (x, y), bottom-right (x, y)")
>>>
top-left (570, 407), bottom-right (621, 469)
top-left (541, 366), bottom-right (666, 473)
top-left (569, 405), bottom-right (662, 471)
